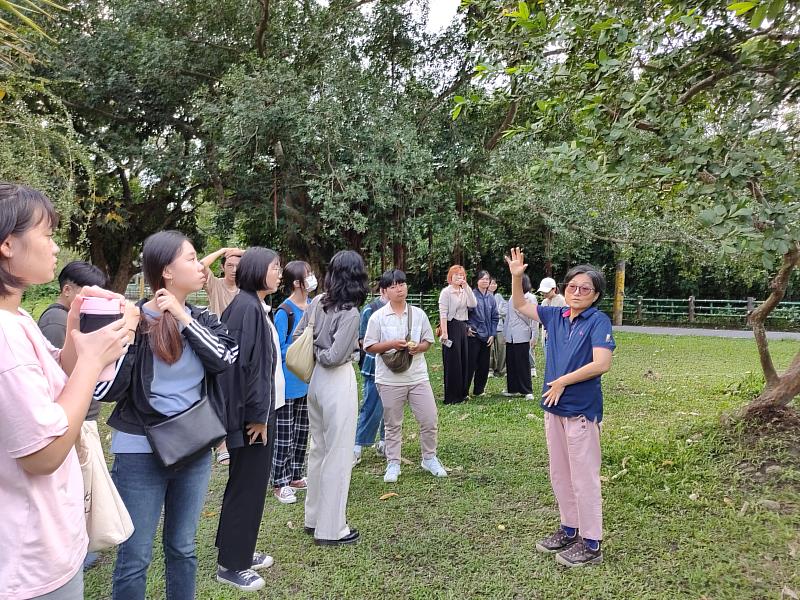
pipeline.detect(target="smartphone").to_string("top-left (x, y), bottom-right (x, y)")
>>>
top-left (80, 297), bottom-right (123, 381)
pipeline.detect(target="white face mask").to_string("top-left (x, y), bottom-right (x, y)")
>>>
top-left (304, 274), bottom-right (318, 292)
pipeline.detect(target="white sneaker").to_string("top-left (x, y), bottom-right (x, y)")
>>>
top-left (488, 372), bottom-right (494, 378)
top-left (502, 391), bottom-right (516, 397)
top-left (531, 368), bottom-right (537, 377)
top-left (421, 456), bottom-right (448, 478)
top-left (353, 445), bottom-right (362, 466)
top-left (384, 462), bottom-right (401, 483)
top-left (525, 393), bottom-right (535, 400)
top-left (274, 486), bottom-right (297, 504)
top-left (375, 440), bottom-right (386, 457)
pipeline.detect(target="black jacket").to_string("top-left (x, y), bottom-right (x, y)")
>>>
top-left (94, 300), bottom-right (239, 436)
top-left (218, 291), bottom-right (277, 449)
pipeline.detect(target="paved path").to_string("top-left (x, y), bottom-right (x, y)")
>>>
top-left (614, 325), bottom-right (800, 341)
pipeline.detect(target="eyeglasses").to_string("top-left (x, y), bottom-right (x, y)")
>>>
top-left (565, 284), bottom-right (595, 296)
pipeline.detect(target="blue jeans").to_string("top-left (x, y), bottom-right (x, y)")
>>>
top-left (355, 375), bottom-right (384, 446)
top-left (111, 451), bottom-right (212, 600)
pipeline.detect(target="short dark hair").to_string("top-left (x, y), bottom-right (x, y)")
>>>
top-left (0, 183), bottom-right (59, 297)
top-left (221, 249), bottom-right (242, 267)
top-left (322, 250), bottom-right (368, 312)
top-left (562, 264), bottom-right (606, 306)
top-left (282, 260), bottom-right (310, 296)
top-left (236, 247), bottom-right (279, 293)
top-left (475, 270), bottom-right (491, 285)
top-left (379, 269), bottom-right (406, 290)
top-left (58, 261), bottom-right (108, 290)
top-left (521, 274), bottom-right (532, 294)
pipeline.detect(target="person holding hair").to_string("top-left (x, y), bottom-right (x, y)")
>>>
top-left (353, 284), bottom-right (387, 466)
top-left (438, 265), bottom-right (476, 404)
top-left (271, 260), bottom-right (316, 504)
top-left (466, 270), bottom-right (499, 398)
top-left (488, 278), bottom-right (507, 378)
top-left (215, 247), bottom-right (284, 591)
top-left (201, 246), bottom-right (244, 316)
top-left (506, 248), bottom-right (615, 568)
top-left (292, 250), bottom-right (368, 546)
top-left (0, 183), bottom-right (132, 599)
top-left (95, 230), bottom-right (239, 599)
top-left (38, 260), bottom-right (108, 349)
top-left (503, 274), bottom-right (538, 399)
top-left (363, 270), bottom-right (447, 483)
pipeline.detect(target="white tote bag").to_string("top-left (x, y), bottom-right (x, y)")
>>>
top-left (76, 420), bottom-right (135, 552)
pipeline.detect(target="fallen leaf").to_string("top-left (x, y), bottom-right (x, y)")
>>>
top-left (600, 475), bottom-right (609, 483)
top-left (286, 521), bottom-right (295, 529)
top-left (723, 497), bottom-right (732, 505)
top-left (380, 493), bottom-right (399, 501)
top-left (400, 457), bottom-right (413, 466)
top-left (497, 524), bottom-right (506, 531)
top-left (689, 493), bottom-right (699, 501)
top-left (621, 455), bottom-right (632, 469)
top-left (661, 459), bottom-right (674, 467)
top-left (610, 468), bottom-right (628, 481)
top-left (459, 413), bottom-right (470, 421)
top-left (788, 542), bottom-right (798, 559)
top-left (739, 501), bottom-right (750, 516)
top-left (781, 586), bottom-right (798, 600)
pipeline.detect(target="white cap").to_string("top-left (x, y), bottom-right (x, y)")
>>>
top-left (537, 277), bottom-right (557, 293)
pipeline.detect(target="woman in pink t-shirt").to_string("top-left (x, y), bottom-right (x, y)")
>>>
top-left (0, 183), bottom-right (133, 599)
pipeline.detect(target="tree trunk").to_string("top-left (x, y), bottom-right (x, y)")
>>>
top-left (744, 243), bottom-right (800, 415)
top-left (612, 258), bottom-right (625, 326)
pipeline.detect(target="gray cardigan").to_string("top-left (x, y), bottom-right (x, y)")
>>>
top-left (292, 296), bottom-right (360, 367)
top-left (504, 292), bottom-right (539, 344)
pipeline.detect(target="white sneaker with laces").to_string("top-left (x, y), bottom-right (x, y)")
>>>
top-left (353, 445), bottom-right (362, 466)
top-left (274, 486), bottom-right (297, 504)
top-left (384, 462), bottom-right (401, 483)
top-left (525, 393), bottom-right (535, 400)
top-left (421, 456), bottom-right (448, 478)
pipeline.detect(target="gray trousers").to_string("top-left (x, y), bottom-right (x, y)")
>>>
top-left (33, 569), bottom-right (83, 600)
top-left (305, 362), bottom-right (358, 540)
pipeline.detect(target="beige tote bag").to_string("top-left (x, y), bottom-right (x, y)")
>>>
top-left (76, 420), bottom-right (134, 552)
top-left (286, 294), bottom-right (324, 383)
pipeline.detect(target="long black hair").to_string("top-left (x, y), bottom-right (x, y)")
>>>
top-left (141, 230), bottom-right (189, 364)
top-left (322, 250), bottom-right (368, 311)
top-left (0, 183), bottom-right (58, 297)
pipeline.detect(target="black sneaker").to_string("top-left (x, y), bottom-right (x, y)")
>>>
top-left (535, 528), bottom-right (581, 553)
top-left (555, 540), bottom-right (603, 567)
top-left (216, 566), bottom-right (265, 591)
top-left (314, 529), bottom-right (360, 546)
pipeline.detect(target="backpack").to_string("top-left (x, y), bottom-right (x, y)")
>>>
top-left (275, 301), bottom-right (297, 345)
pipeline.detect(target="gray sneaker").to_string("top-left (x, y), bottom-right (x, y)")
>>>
top-left (375, 440), bottom-right (386, 457)
top-left (555, 539), bottom-right (603, 567)
top-left (535, 527), bottom-right (581, 553)
top-left (216, 567), bottom-right (265, 591)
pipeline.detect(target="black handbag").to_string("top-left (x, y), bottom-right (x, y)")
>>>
top-left (382, 305), bottom-right (414, 374)
top-left (142, 393), bottom-right (226, 469)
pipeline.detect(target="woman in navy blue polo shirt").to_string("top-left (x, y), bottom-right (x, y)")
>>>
top-left (506, 247), bottom-right (615, 568)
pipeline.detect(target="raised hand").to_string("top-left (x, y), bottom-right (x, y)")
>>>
top-left (505, 247), bottom-right (528, 278)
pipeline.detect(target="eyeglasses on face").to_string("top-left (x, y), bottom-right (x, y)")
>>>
top-left (565, 284), bottom-right (595, 296)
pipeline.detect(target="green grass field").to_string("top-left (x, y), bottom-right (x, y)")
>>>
top-left (83, 333), bottom-right (800, 599)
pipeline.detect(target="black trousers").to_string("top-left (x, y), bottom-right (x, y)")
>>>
top-left (442, 319), bottom-right (469, 404)
top-left (216, 409), bottom-right (277, 571)
top-left (467, 335), bottom-right (491, 396)
top-left (506, 342), bottom-right (533, 394)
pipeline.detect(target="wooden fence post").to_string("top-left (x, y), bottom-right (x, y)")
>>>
top-left (688, 296), bottom-right (695, 322)
top-left (636, 296), bottom-right (643, 322)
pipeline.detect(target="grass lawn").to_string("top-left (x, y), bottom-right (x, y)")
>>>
top-left (83, 333), bottom-right (800, 599)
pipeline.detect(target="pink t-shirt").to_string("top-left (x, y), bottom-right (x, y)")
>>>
top-left (0, 309), bottom-right (87, 599)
